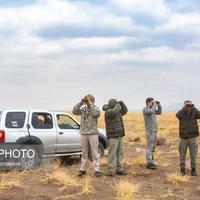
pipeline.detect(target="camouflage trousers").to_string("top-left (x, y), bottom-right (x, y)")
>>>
top-left (80, 134), bottom-right (100, 172)
top-left (179, 137), bottom-right (198, 168)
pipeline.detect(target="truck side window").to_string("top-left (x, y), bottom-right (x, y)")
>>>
top-left (32, 112), bottom-right (53, 129)
top-left (57, 115), bottom-right (79, 129)
top-left (5, 112), bottom-right (26, 128)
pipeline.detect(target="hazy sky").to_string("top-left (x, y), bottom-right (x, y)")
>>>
top-left (1, 0), bottom-right (200, 110)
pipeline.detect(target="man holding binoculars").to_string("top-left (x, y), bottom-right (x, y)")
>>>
top-left (176, 100), bottom-right (200, 176)
top-left (73, 94), bottom-right (101, 177)
top-left (143, 98), bottom-right (162, 169)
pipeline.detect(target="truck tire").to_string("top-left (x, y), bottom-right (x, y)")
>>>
top-left (88, 143), bottom-right (104, 162)
top-left (16, 145), bottom-right (39, 170)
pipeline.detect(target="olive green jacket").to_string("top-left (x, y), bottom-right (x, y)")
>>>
top-left (176, 107), bottom-right (200, 138)
top-left (102, 101), bottom-right (128, 139)
top-left (73, 103), bottom-right (100, 135)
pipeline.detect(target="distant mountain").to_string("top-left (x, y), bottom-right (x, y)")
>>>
top-left (162, 103), bottom-right (183, 111)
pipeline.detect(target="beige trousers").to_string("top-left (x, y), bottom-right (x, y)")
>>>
top-left (80, 134), bottom-right (100, 172)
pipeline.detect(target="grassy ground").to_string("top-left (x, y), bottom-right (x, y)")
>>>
top-left (1, 112), bottom-right (200, 200)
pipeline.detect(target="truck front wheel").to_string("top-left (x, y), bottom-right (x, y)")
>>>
top-left (88, 143), bottom-right (104, 162)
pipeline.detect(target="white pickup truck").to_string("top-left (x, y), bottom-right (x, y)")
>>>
top-left (0, 108), bottom-right (107, 170)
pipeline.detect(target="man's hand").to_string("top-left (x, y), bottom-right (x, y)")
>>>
top-left (148, 100), bottom-right (155, 107)
top-left (118, 100), bottom-right (122, 106)
top-left (184, 101), bottom-right (194, 109)
top-left (184, 101), bottom-right (192, 107)
top-left (80, 98), bottom-right (86, 105)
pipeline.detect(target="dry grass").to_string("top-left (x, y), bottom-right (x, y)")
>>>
top-left (53, 174), bottom-right (94, 200)
top-left (131, 154), bottom-right (146, 167)
top-left (114, 179), bottom-right (140, 200)
top-left (2, 111), bottom-right (197, 200)
top-left (41, 168), bottom-right (79, 192)
top-left (124, 155), bottom-right (146, 169)
top-left (81, 176), bottom-right (94, 195)
top-left (124, 154), bottom-right (146, 176)
top-left (0, 171), bottom-right (24, 193)
top-left (156, 136), bottom-right (167, 146)
top-left (167, 172), bottom-right (190, 184)
top-left (100, 156), bottom-right (108, 166)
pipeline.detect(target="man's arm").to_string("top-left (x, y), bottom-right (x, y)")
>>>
top-left (72, 103), bottom-right (82, 116)
top-left (143, 104), bottom-right (157, 115)
top-left (193, 107), bottom-right (200, 119)
top-left (105, 103), bottom-right (121, 119)
top-left (119, 101), bottom-right (128, 116)
top-left (89, 104), bottom-right (101, 118)
top-left (176, 107), bottom-right (185, 120)
top-left (155, 104), bottom-right (162, 115)
top-left (102, 104), bottom-right (109, 111)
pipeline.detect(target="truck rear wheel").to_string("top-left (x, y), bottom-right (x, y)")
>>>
top-left (16, 145), bottom-right (39, 170)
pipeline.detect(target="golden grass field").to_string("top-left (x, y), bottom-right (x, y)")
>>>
top-left (1, 111), bottom-right (200, 200)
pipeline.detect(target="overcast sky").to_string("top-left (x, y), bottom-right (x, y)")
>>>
top-left (1, 0), bottom-right (200, 110)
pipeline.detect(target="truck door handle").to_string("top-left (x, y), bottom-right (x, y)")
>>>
top-left (59, 132), bottom-right (64, 135)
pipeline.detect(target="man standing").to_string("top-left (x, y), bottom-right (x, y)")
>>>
top-left (102, 99), bottom-right (128, 177)
top-left (143, 98), bottom-right (162, 169)
top-left (176, 100), bottom-right (200, 176)
top-left (73, 94), bottom-right (101, 177)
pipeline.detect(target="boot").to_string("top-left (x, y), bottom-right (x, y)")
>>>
top-left (78, 171), bottom-right (86, 177)
top-left (191, 168), bottom-right (198, 176)
top-left (180, 167), bottom-right (186, 176)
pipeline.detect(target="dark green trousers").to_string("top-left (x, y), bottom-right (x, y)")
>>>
top-left (179, 137), bottom-right (198, 168)
top-left (108, 137), bottom-right (124, 172)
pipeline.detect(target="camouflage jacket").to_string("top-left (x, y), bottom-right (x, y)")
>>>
top-left (72, 103), bottom-right (100, 135)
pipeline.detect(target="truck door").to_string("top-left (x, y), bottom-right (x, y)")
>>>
top-left (55, 113), bottom-right (81, 153)
top-left (28, 111), bottom-right (57, 154)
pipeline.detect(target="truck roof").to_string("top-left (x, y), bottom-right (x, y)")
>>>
top-left (0, 108), bottom-right (55, 113)
top-left (0, 108), bottom-right (72, 116)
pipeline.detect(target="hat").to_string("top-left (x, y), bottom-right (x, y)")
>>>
top-left (84, 94), bottom-right (95, 104)
top-left (108, 98), bottom-right (117, 109)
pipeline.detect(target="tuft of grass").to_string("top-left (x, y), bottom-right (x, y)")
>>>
top-left (0, 172), bottom-right (24, 193)
top-left (114, 179), bottom-right (140, 200)
top-left (81, 176), bottom-right (94, 195)
top-left (124, 154), bottom-right (146, 169)
top-left (133, 136), bottom-right (141, 143)
top-left (167, 172), bottom-right (190, 184)
top-left (160, 188), bottom-right (173, 198)
top-left (126, 136), bottom-right (142, 144)
top-left (41, 169), bottom-right (79, 192)
top-left (132, 154), bottom-right (146, 167)
top-left (156, 136), bottom-right (167, 146)
top-left (55, 158), bottom-right (62, 169)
